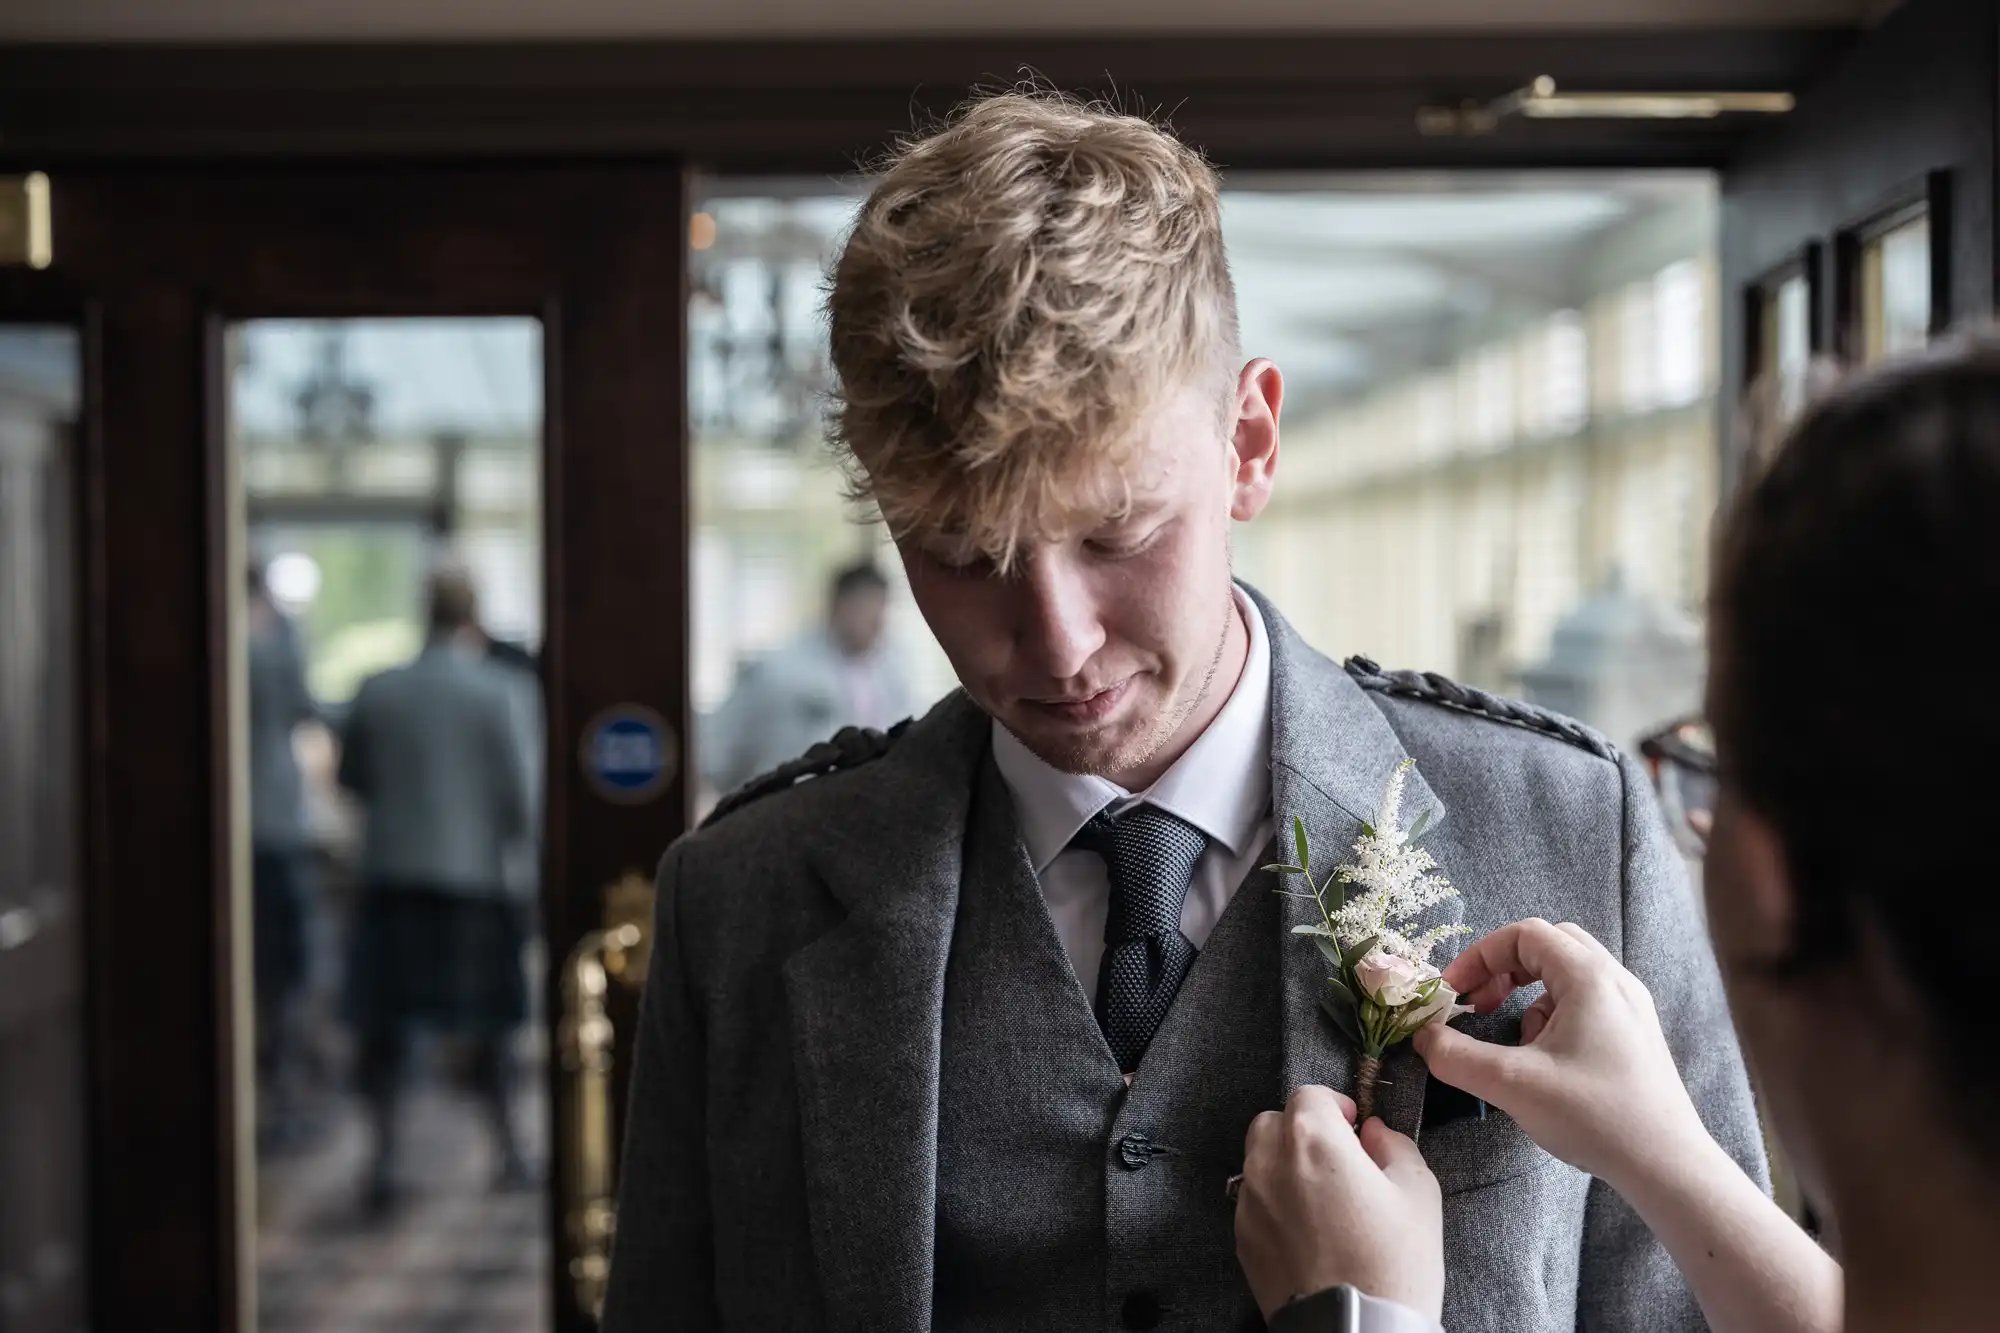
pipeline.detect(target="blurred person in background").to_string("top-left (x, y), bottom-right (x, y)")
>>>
top-left (482, 625), bottom-right (544, 958)
top-left (247, 561), bottom-right (320, 1152)
top-left (337, 562), bottom-right (533, 1215)
top-left (700, 559), bottom-right (912, 795)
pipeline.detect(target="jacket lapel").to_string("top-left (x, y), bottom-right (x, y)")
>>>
top-left (1251, 588), bottom-right (1459, 1141)
top-left (782, 692), bottom-right (988, 1333)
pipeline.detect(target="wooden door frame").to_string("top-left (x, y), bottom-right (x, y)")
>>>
top-left (5, 163), bottom-right (691, 1333)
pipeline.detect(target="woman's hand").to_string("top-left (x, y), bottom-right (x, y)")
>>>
top-left (1234, 1085), bottom-right (1444, 1323)
top-left (1411, 918), bottom-right (1711, 1191)
top-left (1416, 920), bottom-right (1842, 1333)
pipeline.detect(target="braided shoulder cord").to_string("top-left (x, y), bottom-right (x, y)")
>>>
top-left (700, 718), bottom-right (914, 829)
top-left (1342, 656), bottom-right (1619, 762)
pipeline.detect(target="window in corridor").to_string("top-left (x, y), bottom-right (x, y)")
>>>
top-left (1226, 174), bottom-right (1718, 753)
top-left (686, 172), bottom-right (1720, 819)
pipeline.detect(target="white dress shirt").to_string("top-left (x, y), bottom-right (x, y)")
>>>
top-left (993, 586), bottom-right (1274, 1001)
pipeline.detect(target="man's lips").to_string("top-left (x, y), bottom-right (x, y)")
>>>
top-left (1022, 679), bottom-right (1133, 725)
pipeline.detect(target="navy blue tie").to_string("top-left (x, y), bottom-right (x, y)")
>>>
top-left (1074, 805), bottom-right (1207, 1073)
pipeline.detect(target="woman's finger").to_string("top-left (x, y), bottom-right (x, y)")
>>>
top-left (1245, 1108), bottom-right (1283, 1158)
top-left (1285, 1083), bottom-right (1358, 1125)
top-left (1462, 972), bottom-right (1525, 1014)
top-left (1554, 921), bottom-right (1619, 967)
top-left (1411, 1018), bottom-right (1539, 1109)
top-left (1519, 990), bottom-right (1558, 1044)
top-left (1440, 918), bottom-right (1597, 1000)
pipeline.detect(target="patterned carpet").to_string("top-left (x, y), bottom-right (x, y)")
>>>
top-left (256, 1064), bottom-right (549, 1333)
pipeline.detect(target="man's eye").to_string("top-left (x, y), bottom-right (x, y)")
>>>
top-left (927, 547), bottom-right (996, 576)
top-left (1087, 529), bottom-right (1160, 559)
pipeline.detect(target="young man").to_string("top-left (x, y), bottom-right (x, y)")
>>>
top-left (602, 93), bottom-right (1764, 1333)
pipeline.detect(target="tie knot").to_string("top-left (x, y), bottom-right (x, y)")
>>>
top-left (1075, 805), bottom-right (1208, 944)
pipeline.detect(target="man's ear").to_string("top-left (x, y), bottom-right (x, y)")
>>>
top-left (1229, 359), bottom-right (1283, 522)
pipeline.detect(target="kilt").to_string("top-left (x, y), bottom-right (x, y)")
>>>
top-left (343, 884), bottom-right (528, 1038)
top-left (252, 847), bottom-right (308, 1009)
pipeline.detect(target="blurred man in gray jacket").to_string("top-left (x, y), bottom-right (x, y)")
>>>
top-left (700, 561), bottom-right (914, 800)
top-left (247, 562), bottom-right (319, 1150)
top-left (338, 563), bottom-right (534, 1213)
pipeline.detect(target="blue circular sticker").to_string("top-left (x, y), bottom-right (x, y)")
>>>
top-left (580, 705), bottom-right (677, 805)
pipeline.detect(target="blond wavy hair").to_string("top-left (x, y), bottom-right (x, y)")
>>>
top-left (827, 90), bottom-right (1240, 572)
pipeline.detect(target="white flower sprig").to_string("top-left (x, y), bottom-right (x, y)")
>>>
top-left (1268, 758), bottom-right (1473, 1119)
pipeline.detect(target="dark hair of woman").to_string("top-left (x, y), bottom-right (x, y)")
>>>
top-left (1709, 333), bottom-right (2000, 1163)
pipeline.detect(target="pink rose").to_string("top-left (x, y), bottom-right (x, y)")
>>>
top-left (1352, 948), bottom-right (1434, 1007)
top-left (1399, 981), bottom-right (1474, 1032)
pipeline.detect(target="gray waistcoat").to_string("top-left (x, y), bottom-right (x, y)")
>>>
top-left (934, 760), bottom-right (1278, 1332)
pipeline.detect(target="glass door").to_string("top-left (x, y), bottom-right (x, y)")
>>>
top-left (0, 323), bottom-right (86, 1333)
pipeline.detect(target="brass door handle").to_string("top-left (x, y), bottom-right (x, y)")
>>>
top-left (559, 871), bottom-right (653, 1320)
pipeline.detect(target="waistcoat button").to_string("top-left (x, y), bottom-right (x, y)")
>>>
top-left (1116, 1131), bottom-right (1156, 1170)
top-left (1120, 1291), bottom-right (1163, 1329)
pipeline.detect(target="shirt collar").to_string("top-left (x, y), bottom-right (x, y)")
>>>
top-left (992, 586), bottom-right (1274, 873)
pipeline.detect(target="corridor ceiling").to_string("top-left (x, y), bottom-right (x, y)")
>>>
top-left (0, 0), bottom-right (1900, 43)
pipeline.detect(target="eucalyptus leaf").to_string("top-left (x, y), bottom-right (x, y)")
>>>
top-left (1293, 816), bottom-right (1311, 873)
top-left (1261, 863), bottom-right (1306, 876)
top-left (1360, 820), bottom-right (1376, 838)
top-left (1313, 935), bottom-right (1344, 971)
top-left (1318, 991), bottom-right (1363, 1045)
top-left (1291, 922), bottom-right (1335, 937)
top-left (1409, 806), bottom-right (1434, 844)
top-left (1346, 934), bottom-right (1383, 969)
top-left (1324, 975), bottom-right (1358, 1010)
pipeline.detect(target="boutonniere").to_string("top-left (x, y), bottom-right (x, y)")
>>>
top-left (1268, 758), bottom-right (1473, 1119)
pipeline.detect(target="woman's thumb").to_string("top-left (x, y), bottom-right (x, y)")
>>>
top-left (1412, 1020), bottom-right (1524, 1108)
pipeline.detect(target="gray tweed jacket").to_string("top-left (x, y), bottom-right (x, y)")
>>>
top-left (602, 590), bottom-right (1766, 1333)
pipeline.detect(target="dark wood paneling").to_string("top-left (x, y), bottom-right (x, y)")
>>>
top-left (96, 274), bottom-right (233, 1333)
top-left (0, 30), bottom-right (1850, 172)
top-left (1721, 0), bottom-right (1998, 478)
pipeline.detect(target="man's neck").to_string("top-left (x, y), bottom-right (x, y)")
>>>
top-left (1107, 592), bottom-right (1250, 792)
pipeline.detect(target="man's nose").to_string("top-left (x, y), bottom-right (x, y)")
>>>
top-left (1015, 554), bottom-right (1106, 681)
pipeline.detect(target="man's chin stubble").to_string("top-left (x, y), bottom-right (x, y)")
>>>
top-left (1024, 596), bottom-right (1235, 779)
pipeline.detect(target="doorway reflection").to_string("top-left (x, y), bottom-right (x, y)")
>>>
top-left (232, 318), bottom-right (549, 1333)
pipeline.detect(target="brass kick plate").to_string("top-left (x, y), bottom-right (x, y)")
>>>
top-left (0, 174), bottom-right (51, 269)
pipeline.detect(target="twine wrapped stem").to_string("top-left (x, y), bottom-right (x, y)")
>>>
top-left (1355, 1054), bottom-right (1383, 1122)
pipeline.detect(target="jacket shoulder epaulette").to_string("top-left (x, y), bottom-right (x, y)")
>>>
top-left (1342, 656), bottom-right (1619, 762)
top-left (701, 719), bottom-right (914, 829)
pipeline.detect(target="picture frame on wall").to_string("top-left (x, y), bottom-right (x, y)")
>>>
top-left (1833, 170), bottom-right (1952, 366)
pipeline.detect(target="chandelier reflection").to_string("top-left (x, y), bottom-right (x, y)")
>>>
top-left (690, 201), bottom-right (838, 449)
